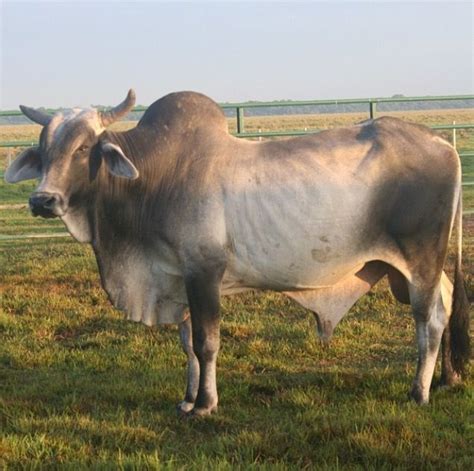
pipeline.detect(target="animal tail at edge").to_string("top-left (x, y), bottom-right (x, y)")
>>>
top-left (450, 185), bottom-right (471, 376)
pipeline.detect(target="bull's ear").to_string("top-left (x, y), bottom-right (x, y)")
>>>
top-left (100, 142), bottom-right (139, 180)
top-left (4, 146), bottom-right (42, 183)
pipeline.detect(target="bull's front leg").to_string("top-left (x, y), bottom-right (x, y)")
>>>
top-left (182, 259), bottom-right (225, 417)
top-left (177, 315), bottom-right (200, 413)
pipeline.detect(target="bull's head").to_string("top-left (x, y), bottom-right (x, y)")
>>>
top-left (5, 90), bottom-right (139, 220)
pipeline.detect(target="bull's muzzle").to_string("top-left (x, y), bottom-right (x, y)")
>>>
top-left (29, 192), bottom-right (65, 218)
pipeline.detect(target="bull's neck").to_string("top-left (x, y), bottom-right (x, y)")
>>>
top-left (92, 127), bottom-right (167, 247)
top-left (101, 129), bottom-right (138, 161)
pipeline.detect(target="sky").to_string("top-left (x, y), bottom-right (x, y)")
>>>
top-left (1, 1), bottom-right (473, 109)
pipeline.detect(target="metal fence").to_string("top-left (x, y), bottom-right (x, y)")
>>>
top-left (1, 93), bottom-right (473, 148)
top-left (221, 95), bottom-right (474, 140)
top-left (1, 94), bottom-right (473, 240)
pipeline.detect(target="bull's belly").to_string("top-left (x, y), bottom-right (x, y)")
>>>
top-left (223, 205), bottom-right (369, 291)
top-left (222, 245), bottom-right (366, 293)
top-left (221, 175), bottom-right (374, 292)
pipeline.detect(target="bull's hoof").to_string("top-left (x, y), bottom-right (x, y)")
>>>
top-left (435, 372), bottom-right (462, 389)
top-left (179, 405), bottom-right (218, 419)
top-left (409, 385), bottom-right (429, 405)
top-left (176, 400), bottom-right (195, 415)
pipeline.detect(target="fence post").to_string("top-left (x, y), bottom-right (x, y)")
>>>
top-left (452, 121), bottom-right (457, 149)
top-left (237, 107), bottom-right (244, 134)
top-left (369, 101), bottom-right (377, 119)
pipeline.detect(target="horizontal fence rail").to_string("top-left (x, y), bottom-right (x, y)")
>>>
top-left (220, 95), bottom-right (474, 132)
top-left (1, 94), bottom-right (473, 137)
top-left (1, 93), bottom-right (472, 154)
top-left (2, 125), bottom-right (474, 150)
top-left (1, 94), bottom-right (473, 240)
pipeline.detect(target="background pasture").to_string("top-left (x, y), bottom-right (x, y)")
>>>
top-left (1, 110), bottom-right (473, 469)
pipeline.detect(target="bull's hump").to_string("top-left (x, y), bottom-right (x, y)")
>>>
top-left (139, 91), bottom-right (228, 134)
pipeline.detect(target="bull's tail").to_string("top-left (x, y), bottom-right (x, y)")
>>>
top-left (450, 190), bottom-right (470, 376)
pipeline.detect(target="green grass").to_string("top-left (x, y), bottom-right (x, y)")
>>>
top-left (0, 179), bottom-right (37, 206)
top-left (1, 238), bottom-right (473, 468)
top-left (461, 152), bottom-right (474, 210)
top-left (1, 110), bottom-right (473, 468)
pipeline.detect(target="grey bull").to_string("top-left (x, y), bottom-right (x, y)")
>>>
top-left (5, 90), bottom-right (470, 416)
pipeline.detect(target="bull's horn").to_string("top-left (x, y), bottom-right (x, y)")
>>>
top-left (19, 105), bottom-right (52, 126)
top-left (100, 89), bottom-right (136, 127)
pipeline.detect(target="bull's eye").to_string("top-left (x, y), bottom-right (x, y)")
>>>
top-left (77, 145), bottom-right (89, 153)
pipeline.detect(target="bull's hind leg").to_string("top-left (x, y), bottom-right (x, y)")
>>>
top-left (387, 267), bottom-right (453, 391)
top-left (408, 280), bottom-right (449, 404)
top-left (440, 327), bottom-right (460, 387)
top-left (438, 271), bottom-right (462, 387)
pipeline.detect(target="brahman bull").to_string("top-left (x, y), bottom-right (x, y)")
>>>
top-left (5, 90), bottom-right (470, 416)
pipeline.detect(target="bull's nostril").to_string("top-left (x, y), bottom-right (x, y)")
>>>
top-left (29, 192), bottom-right (63, 217)
top-left (43, 196), bottom-right (57, 208)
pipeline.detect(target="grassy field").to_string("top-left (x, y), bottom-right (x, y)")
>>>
top-left (1, 110), bottom-right (473, 469)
